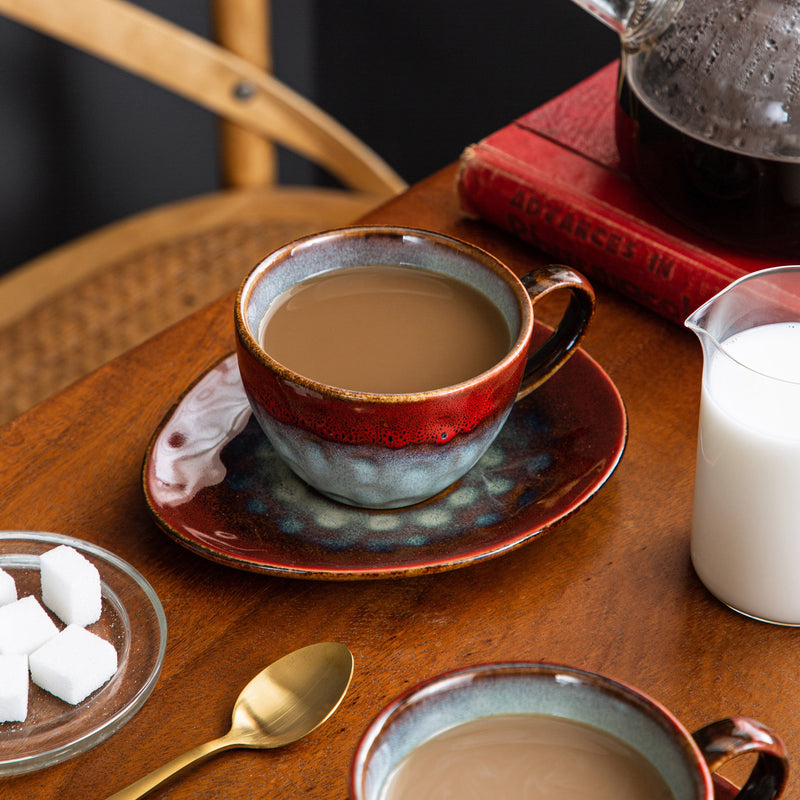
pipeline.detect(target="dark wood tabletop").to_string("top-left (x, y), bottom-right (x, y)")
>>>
top-left (2, 164), bottom-right (797, 799)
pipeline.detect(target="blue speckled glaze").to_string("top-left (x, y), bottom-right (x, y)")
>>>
top-left (247, 396), bottom-right (513, 509)
top-left (352, 664), bottom-right (704, 800)
top-left (219, 399), bottom-right (550, 551)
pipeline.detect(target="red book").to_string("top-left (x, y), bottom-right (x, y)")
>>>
top-left (457, 61), bottom-right (775, 325)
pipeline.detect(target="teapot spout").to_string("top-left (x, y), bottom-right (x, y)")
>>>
top-left (568, 0), bottom-right (685, 49)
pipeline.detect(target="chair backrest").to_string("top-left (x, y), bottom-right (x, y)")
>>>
top-left (213, 0), bottom-right (276, 188)
top-left (0, 0), bottom-right (407, 197)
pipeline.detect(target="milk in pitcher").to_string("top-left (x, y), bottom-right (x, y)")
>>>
top-left (691, 322), bottom-right (800, 624)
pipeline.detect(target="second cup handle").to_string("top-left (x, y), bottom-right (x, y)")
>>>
top-left (692, 717), bottom-right (788, 799)
top-left (517, 264), bottom-right (596, 400)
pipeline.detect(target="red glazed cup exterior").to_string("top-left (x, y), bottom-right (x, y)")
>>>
top-left (235, 226), bottom-right (593, 509)
top-left (350, 662), bottom-right (788, 800)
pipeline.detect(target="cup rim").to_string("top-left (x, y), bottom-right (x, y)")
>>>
top-left (234, 225), bottom-right (534, 403)
top-left (349, 661), bottom-right (713, 800)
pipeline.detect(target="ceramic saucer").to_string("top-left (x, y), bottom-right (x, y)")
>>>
top-left (142, 331), bottom-right (626, 579)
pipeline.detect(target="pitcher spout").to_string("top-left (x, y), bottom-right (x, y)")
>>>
top-left (685, 296), bottom-right (723, 361)
top-left (684, 295), bottom-right (715, 344)
top-left (686, 266), bottom-right (800, 360)
top-left (568, 0), bottom-right (685, 49)
top-left (684, 277), bottom-right (737, 352)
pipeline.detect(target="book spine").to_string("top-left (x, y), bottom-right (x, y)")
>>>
top-left (457, 145), bottom-right (748, 325)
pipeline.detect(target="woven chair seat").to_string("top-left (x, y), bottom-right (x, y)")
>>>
top-left (0, 187), bottom-right (380, 425)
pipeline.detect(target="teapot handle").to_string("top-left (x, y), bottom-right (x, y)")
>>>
top-left (517, 264), bottom-right (595, 400)
top-left (692, 717), bottom-right (788, 799)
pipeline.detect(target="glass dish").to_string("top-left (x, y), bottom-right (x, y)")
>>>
top-left (0, 530), bottom-right (167, 775)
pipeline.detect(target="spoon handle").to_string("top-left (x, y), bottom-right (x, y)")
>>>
top-left (104, 733), bottom-right (236, 800)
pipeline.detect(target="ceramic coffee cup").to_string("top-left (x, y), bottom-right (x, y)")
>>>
top-left (350, 662), bottom-right (788, 800)
top-left (234, 226), bottom-right (594, 509)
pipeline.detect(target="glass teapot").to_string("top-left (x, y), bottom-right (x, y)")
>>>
top-left (571, 0), bottom-right (800, 253)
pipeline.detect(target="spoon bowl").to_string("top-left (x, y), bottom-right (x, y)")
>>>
top-left (106, 641), bottom-right (354, 800)
top-left (231, 640), bottom-right (354, 748)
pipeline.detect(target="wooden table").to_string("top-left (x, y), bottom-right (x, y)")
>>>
top-left (2, 165), bottom-right (796, 798)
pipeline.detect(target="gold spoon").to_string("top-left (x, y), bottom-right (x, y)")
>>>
top-left (105, 641), bottom-right (354, 800)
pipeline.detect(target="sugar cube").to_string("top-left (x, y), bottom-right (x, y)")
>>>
top-left (0, 654), bottom-right (29, 722)
top-left (0, 596), bottom-right (58, 655)
top-left (40, 545), bottom-right (102, 626)
top-left (0, 568), bottom-right (16, 606)
top-left (30, 625), bottom-right (118, 705)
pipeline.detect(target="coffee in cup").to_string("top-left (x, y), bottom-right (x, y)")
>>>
top-left (378, 712), bottom-right (672, 799)
top-left (258, 264), bottom-right (511, 394)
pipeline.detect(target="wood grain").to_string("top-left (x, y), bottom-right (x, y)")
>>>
top-left (1, 165), bottom-right (796, 799)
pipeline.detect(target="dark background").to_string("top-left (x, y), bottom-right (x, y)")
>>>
top-left (0, 1), bottom-right (618, 277)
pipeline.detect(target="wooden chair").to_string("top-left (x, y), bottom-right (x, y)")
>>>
top-left (0, 0), bottom-right (407, 424)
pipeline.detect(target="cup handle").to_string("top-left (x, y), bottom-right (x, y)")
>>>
top-left (517, 264), bottom-right (595, 400)
top-left (692, 717), bottom-right (788, 799)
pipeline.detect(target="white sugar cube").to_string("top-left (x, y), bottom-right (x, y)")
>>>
top-left (0, 654), bottom-right (29, 722)
top-left (0, 568), bottom-right (16, 606)
top-left (40, 545), bottom-right (102, 626)
top-left (30, 625), bottom-right (118, 705)
top-left (0, 596), bottom-right (58, 655)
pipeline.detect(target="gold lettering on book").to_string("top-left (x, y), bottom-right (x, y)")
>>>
top-left (505, 190), bottom-right (692, 322)
top-left (509, 190), bottom-right (637, 260)
top-left (646, 252), bottom-right (676, 280)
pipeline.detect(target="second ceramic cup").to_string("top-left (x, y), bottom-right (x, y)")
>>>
top-left (350, 662), bottom-right (789, 800)
top-left (235, 226), bottom-right (594, 508)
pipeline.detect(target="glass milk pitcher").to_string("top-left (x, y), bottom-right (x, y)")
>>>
top-left (686, 267), bottom-right (800, 625)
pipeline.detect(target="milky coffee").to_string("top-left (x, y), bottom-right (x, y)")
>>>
top-left (379, 714), bottom-right (675, 800)
top-left (258, 264), bottom-right (511, 393)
